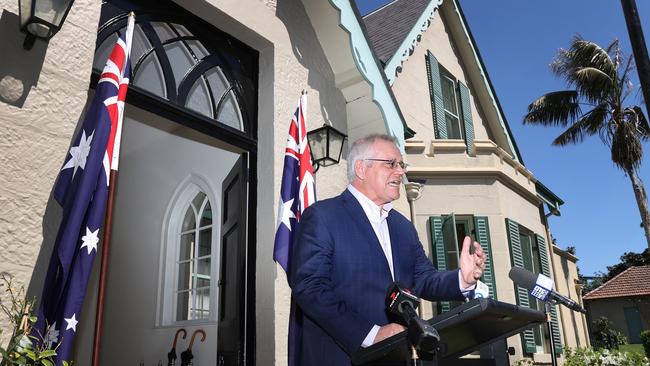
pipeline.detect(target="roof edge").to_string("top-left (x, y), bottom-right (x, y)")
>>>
top-left (383, 0), bottom-right (443, 85)
top-left (451, 0), bottom-right (523, 163)
top-left (583, 265), bottom-right (650, 300)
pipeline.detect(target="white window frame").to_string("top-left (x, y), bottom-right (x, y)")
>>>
top-left (157, 174), bottom-right (220, 326)
top-left (440, 74), bottom-right (462, 139)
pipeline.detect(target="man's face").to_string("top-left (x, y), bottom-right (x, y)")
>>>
top-left (355, 139), bottom-right (405, 207)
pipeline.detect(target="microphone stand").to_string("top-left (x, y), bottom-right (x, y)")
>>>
top-left (544, 302), bottom-right (558, 366)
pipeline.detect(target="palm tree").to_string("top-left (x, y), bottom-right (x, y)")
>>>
top-left (524, 36), bottom-right (650, 249)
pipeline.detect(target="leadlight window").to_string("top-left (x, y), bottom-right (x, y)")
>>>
top-left (176, 191), bottom-right (213, 321)
top-left (92, 10), bottom-right (256, 134)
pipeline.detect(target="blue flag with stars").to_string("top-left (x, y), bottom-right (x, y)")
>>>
top-left (34, 26), bottom-right (133, 365)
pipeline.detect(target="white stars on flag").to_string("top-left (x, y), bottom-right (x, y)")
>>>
top-left (64, 313), bottom-right (78, 332)
top-left (277, 198), bottom-right (295, 231)
top-left (80, 227), bottom-right (100, 255)
top-left (61, 129), bottom-right (94, 179)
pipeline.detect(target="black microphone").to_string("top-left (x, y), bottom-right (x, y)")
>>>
top-left (508, 267), bottom-right (586, 314)
top-left (386, 282), bottom-right (440, 352)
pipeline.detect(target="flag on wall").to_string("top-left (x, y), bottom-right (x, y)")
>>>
top-left (34, 15), bottom-right (134, 365)
top-left (273, 93), bottom-right (316, 366)
top-left (273, 93), bottom-right (316, 272)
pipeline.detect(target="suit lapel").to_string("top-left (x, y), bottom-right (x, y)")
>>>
top-left (340, 190), bottom-right (393, 277)
top-left (387, 212), bottom-right (402, 281)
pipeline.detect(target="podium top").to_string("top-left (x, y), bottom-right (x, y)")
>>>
top-left (352, 298), bottom-right (545, 365)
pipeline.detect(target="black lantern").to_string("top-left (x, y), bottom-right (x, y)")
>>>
top-left (307, 124), bottom-right (347, 173)
top-left (19, 0), bottom-right (75, 49)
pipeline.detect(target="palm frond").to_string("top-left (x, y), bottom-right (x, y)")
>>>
top-left (551, 104), bottom-right (609, 146)
top-left (583, 103), bottom-right (611, 134)
top-left (524, 91), bottom-right (581, 127)
top-left (551, 37), bottom-right (616, 83)
top-left (604, 38), bottom-right (620, 55)
top-left (552, 118), bottom-right (590, 146)
top-left (619, 54), bottom-right (635, 86)
top-left (573, 67), bottom-right (614, 102)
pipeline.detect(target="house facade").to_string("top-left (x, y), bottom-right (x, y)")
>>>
top-left (363, 0), bottom-right (589, 363)
top-left (584, 265), bottom-right (650, 344)
top-left (0, 0), bottom-right (586, 364)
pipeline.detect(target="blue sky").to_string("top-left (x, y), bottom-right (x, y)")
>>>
top-left (355, 0), bottom-right (650, 276)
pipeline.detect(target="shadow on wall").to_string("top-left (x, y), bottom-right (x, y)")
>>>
top-left (26, 99), bottom-right (90, 301)
top-left (275, 0), bottom-right (348, 149)
top-left (0, 10), bottom-right (47, 108)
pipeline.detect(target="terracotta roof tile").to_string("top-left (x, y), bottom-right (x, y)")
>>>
top-left (583, 265), bottom-right (650, 300)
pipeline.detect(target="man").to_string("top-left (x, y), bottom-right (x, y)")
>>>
top-left (289, 134), bottom-right (485, 365)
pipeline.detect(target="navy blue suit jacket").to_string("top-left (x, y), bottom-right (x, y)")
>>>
top-left (289, 190), bottom-right (464, 365)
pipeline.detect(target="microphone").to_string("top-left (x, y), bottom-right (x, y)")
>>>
top-left (508, 267), bottom-right (586, 314)
top-left (386, 282), bottom-right (440, 352)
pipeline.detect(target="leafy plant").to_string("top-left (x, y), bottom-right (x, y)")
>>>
top-left (513, 358), bottom-right (534, 366)
top-left (564, 347), bottom-right (649, 366)
top-left (0, 272), bottom-right (70, 366)
top-left (591, 316), bottom-right (628, 350)
top-left (641, 330), bottom-right (650, 358)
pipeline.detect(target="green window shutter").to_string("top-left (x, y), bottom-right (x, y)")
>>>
top-left (457, 81), bottom-right (475, 156)
top-left (506, 218), bottom-right (536, 354)
top-left (473, 217), bottom-right (497, 300)
top-left (536, 234), bottom-right (563, 355)
top-left (426, 51), bottom-right (448, 139)
top-left (429, 216), bottom-right (451, 313)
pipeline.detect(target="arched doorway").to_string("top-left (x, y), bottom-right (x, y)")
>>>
top-left (82, 1), bottom-right (258, 365)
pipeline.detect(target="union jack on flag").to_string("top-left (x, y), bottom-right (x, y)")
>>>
top-left (34, 14), bottom-right (135, 365)
top-left (273, 93), bottom-right (316, 273)
top-left (273, 93), bottom-right (316, 366)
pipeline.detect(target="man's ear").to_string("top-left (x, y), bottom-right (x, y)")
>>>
top-left (354, 159), bottom-right (366, 180)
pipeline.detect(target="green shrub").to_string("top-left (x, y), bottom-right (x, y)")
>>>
top-left (564, 347), bottom-right (649, 366)
top-left (512, 358), bottom-right (533, 366)
top-left (641, 330), bottom-right (650, 358)
top-left (0, 273), bottom-right (71, 366)
top-left (591, 316), bottom-right (628, 349)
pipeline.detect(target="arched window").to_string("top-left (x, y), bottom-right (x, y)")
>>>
top-left (160, 178), bottom-right (219, 325)
top-left (176, 191), bottom-right (212, 321)
top-left (92, 3), bottom-right (258, 137)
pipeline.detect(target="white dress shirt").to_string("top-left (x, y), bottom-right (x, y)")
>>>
top-left (346, 185), bottom-right (475, 348)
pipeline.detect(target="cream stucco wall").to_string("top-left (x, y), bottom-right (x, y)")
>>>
top-left (390, 6), bottom-right (490, 153)
top-left (0, 0), bottom-right (352, 363)
top-left (384, 0), bottom-right (577, 362)
top-left (552, 247), bottom-right (590, 348)
top-left (0, 0), bottom-right (101, 347)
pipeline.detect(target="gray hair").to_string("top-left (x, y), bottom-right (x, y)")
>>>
top-left (347, 134), bottom-right (398, 183)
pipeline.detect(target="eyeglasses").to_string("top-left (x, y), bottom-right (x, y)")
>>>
top-left (364, 158), bottom-right (408, 171)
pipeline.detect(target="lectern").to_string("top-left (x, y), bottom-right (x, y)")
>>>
top-left (352, 298), bottom-right (545, 365)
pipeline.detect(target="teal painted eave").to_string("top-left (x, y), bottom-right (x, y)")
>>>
top-left (384, 0), bottom-right (443, 85)
top-left (536, 180), bottom-right (564, 215)
top-left (328, 0), bottom-right (407, 151)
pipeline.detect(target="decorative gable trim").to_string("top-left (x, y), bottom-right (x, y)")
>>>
top-left (301, 0), bottom-right (409, 150)
top-left (384, 0), bottom-right (443, 85)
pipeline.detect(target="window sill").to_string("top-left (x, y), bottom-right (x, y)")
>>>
top-left (429, 139), bottom-right (467, 156)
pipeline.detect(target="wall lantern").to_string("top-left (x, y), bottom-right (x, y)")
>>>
top-left (306, 124), bottom-right (347, 173)
top-left (19, 0), bottom-right (75, 49)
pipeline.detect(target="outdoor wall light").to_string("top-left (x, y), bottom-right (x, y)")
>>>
top-left (306, 124), bottom-right (347, 173)
top-left (19, 0), bottom-right (75, 50)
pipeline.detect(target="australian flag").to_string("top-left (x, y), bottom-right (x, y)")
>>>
top-left (34, 17), bottom-right (134, 365)
top-left (273, 93), bottom-right (316, 272)
top-left (273, 93), bottom-right (316, 366)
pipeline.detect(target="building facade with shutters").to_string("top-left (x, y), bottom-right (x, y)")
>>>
top-left (0, 0), bottom-right (588, 364)
top-left (363, 0), bottom-right (589, 363)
